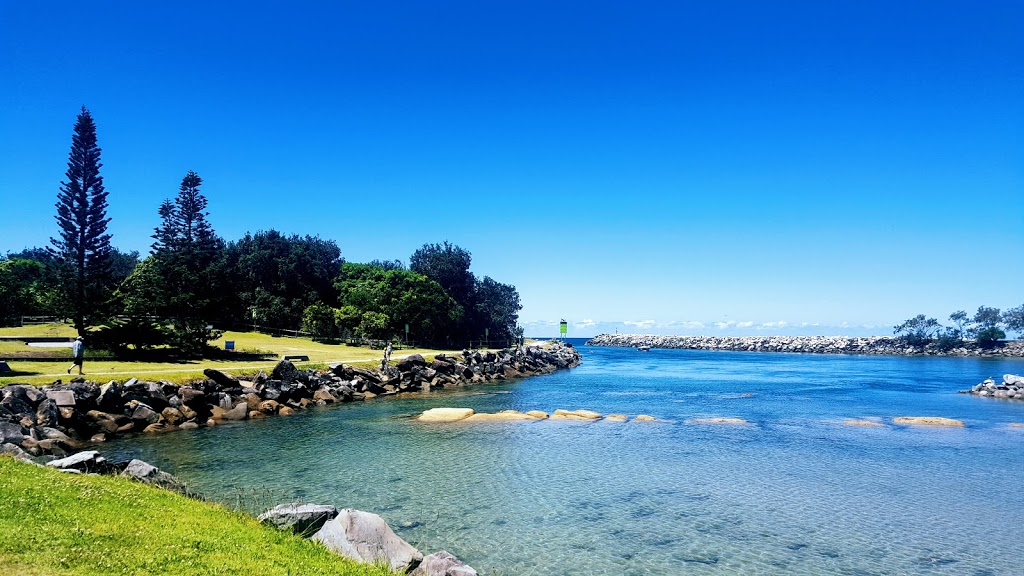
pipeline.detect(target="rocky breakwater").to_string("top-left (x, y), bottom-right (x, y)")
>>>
top-left (587, 334), bottom-right (1024, 357)
top-left (0, 342), bottom-right (582, 459)
top-left (962, 374), bottom-right (1024, 400)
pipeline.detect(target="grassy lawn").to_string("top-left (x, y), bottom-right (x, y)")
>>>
top-left (0, 323), bottom-right (78, 337)
top-left (0, 457), bottom-right (396, 576)
top-left (0, 328), bottom-right (464, 385)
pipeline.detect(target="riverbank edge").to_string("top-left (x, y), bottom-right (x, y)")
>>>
top-left (0, 341), bottom-right (583, 460)
top-left (0, 456), bottom-right (397, 576)
top-left (585, 334), bottom-right (1024, 357)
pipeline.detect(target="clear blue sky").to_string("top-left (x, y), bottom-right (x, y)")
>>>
top-left (2, 1), bottom-right (1021, 337)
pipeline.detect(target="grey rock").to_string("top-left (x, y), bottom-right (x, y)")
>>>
top-left (259, 503), bottom-right (339, 536)
top-left (397, 354), bottom-right (427, 371)
top-left (0, 442), bottom-right (34, 462)
top-left (271, 360), bottom-right (304, 383)
top-left (410, 551), bottom-right (479, 576)
top-left (97, 381), bottom-right (123, 411)
top-left (130, 404), bottom-right (160, 425)
top-left (121, 459), bottom-right (187, 492)
top-left (203, 368), bottom-right (239, 388)
top-left (46, 450), bottom-right (107, 472)
top-left (35, 399), bottom-right (59, 427)
top-left (0, 421), bottom-right (24, 445)
top-left (313, 508), bottom-right (423, 572)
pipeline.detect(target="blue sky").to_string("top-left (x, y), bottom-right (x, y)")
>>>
top-left (2, 1), bottom-right (1021, 337)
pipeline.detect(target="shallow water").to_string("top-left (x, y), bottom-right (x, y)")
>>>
top-left (108, 346), bottom-right (1024, 575)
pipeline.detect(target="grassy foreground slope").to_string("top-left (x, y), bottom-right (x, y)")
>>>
top-left (0, 457), bottom-right (395, 576)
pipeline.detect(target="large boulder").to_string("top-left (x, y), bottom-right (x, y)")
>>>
top-left (0, 442), bottom-right (33, 463)
top-left (0, 421), bottom-right (24, 445)
top-left (210, 403), bottom-right (248, 421)
top-left (96, 381), bottom-right (123, 412)
top-left (418, 408), bottom-right (474, 423)
top-left (312, 509), bottom-right (422, 572)
top-left (35, 399), bottom-right (60, 427)
top-left (259, 503), bottom-right (339, 536)
top-left (120, 459), bottom-right (188, 493)
top-left (397, 354), bottom-right (427, 371)
top-left (271, 360), bottom-right (305, 383)
top-left (410, 551), bottom-right (478, 576)
top-left (203, 368), bottom-right (239, 389)
top-left (46, 450), bottom-right (108, 473)
top-left (45, 389), bottom-right (76, 408)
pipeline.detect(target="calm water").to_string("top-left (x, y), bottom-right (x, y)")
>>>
top-left (108, 345), bottom-right (1024, 575)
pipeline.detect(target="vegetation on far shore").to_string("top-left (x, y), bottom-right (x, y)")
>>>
top-left (894, 305), bottom-right (1024, 349)
top-left (0, 457), bottom-right (396, 576)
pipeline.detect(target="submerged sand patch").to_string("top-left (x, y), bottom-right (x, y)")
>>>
top-left (843, 419), bottom-right (886, 427)
top-left (686, 417), bottom-right (750, 425)
top-left (892, 416), bottom-right (964, 427)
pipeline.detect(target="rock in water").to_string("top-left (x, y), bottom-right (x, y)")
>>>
top-left (418, 408), bottom-right (474, 422)
top-left (259, 503), bottom-right (339, 536)
top-left (410, 551), bottom-right (479, 576)
top-left (313, 509), bottom-right (423, 572)
top-left (121, 459), bottom-right (188, 493)
top-left (893, 416), bottom-right (965, 427)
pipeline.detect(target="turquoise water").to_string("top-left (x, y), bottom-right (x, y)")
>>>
top-left (108, 345), bottom-right (1024, 575)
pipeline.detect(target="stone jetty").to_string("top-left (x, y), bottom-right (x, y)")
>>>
top-left (587, 334), bottom-right (1024, 357)
top-left (0, 342), bottom-right (582, 459)
top-left (962, 374), bottom-right (1024, 400)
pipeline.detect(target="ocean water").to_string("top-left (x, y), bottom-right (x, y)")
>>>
top-left (107, 345), bottom-right (1024, 575)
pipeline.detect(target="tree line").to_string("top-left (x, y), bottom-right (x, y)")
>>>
top-left (0, 108), bottom-right (522, 355)
top-left (893, 305), bottom-right (1024, 350)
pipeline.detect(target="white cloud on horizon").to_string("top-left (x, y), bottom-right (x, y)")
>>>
top-left (737, 321), bottom-right (754, 328)
top-left (623, 320), bottom-right (656, 328)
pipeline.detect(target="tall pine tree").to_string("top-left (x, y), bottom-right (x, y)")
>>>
top-left (49, 107), bottom-right (113, 335)
top-left (150, 171), bottom-right (223, 355)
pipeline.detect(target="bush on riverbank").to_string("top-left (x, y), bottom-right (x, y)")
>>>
top-left (0, 457), bottom-right (396, 576)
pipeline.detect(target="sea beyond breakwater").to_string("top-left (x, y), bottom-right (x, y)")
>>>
top-left (586, 333), bottom-right (1024, 357)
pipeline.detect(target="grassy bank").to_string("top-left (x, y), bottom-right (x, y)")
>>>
top-left (0, 327), bottom-right (462, 385)
top-left (0, 457), bottom-right (395, 576)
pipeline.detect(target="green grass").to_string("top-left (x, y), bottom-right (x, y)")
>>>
top-left (0, 323), bottom-right (78, 337)
top-left (0, 457), bottom-right (396, 576)
top-left (0, 329), bottom-right (464, 385)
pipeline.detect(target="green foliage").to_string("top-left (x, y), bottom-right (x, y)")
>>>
top-left (0, 258), bottom-right (47, 325)
top-left (410, 241), bottom-right (475, 306)
top-left (334, 263), bottom-right (463, 344)
top-left (359, 310), bottom-right (391, 340)
top-left (969, 306), bottom-right (1005, 348)
top-left (1002, 304), bottom-right (1024, 334)
top-left (89, 317), bottom-right (169, 353)
top-left (335, 305), bottom-right (362, 335)
top-left (222, 230), bottom-right (343, 329)
top-left (302, 302), bottom-right (338, 340)
top-left (48, 107), bottom-right (114, 335)
top-left (470, 276), bottom-right (522, 343)
top-left (407, 242), bottom-right (522, 345)
top-left (893, 314), bottom-right (940, 346)
top-left (146, 171), bottom-right (224, 355)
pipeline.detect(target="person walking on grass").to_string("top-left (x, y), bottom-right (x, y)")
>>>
top-left (67, 336), bottom-right (84, 375)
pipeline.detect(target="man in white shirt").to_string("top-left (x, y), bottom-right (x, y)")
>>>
top-left (67, 336), bottom-right (84, 375)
